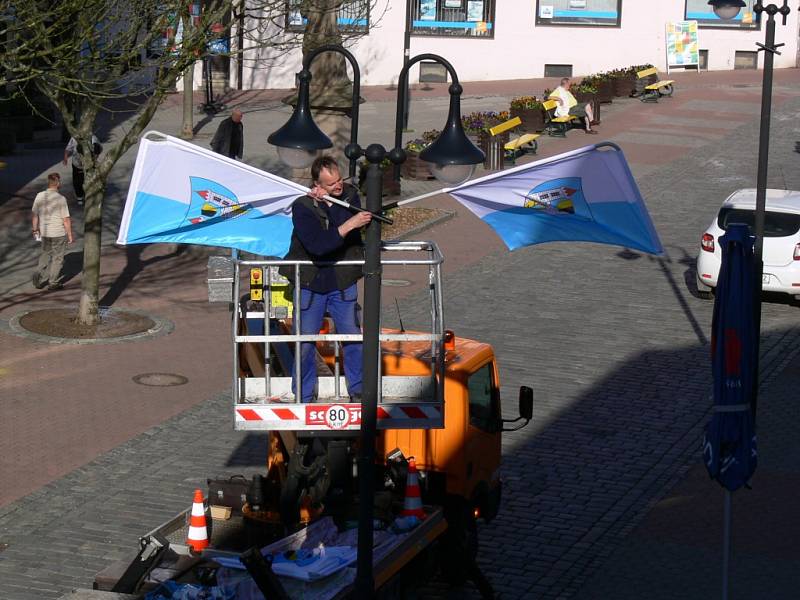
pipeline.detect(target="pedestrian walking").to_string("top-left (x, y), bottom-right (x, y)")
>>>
top-left (31, 173), bottom-right (74, 290)
top-left (210, 107), bottom-right (244, 160)
top-left (63, 134), bottom-right (102, 204)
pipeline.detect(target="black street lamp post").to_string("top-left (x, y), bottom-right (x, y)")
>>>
top-left (707, 0), bottom-right (793, 419)
top-left (708, 2), bottom-right (793, 598)
top-left (268, 46), bottom-right (484, 598)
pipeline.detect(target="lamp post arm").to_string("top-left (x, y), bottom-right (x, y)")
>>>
top-left (393, 53), bottom-right (460, 178)
top-left (302, 44), bottom-right (362, 179)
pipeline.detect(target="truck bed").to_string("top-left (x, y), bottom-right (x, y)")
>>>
top-left (95, 507), bottom-right (446, 599)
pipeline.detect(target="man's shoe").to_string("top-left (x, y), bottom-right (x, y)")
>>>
top-left (46, 283), bottom-right (63, 291)
top-left (32, 276), bottom-right (47, 289)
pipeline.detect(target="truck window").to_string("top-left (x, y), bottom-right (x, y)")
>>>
top-left (468, 363), bottom-right (497, 432)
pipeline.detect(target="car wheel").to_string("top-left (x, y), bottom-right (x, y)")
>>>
top-left (696, 274), bottom-right (713, 300)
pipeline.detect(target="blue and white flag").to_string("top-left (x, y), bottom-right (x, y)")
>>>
top-left (117, 131), bottom-right (308, 257)
top-left (447, 143), bottom-right (663, 255)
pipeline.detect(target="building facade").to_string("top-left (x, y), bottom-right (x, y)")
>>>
top-left (229, 0), bottom-right (800, 91)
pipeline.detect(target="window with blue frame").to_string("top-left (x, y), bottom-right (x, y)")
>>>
top-left (535, 0), bottom-right (621, 27)
top-left (685, 0), bottom-right (760, 29)
top-left (286, 0), bottom-right (370, 34)
top-left (411, 0), bottom-right (495, 38)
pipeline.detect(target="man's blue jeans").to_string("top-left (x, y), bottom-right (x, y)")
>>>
top-left (293, 284), bottom-right (363, 403)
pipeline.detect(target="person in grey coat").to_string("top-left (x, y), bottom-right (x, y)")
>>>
top-left (210, 108), bottom-right (244, 160)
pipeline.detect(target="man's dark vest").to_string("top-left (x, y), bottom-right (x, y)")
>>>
top-left (281, 186), bottom-right (364, 290)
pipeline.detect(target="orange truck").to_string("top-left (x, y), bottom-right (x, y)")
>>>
top-left (231, 241), bottom-right (533, 587)
top-left (96, 241), bottom-right (531, 598)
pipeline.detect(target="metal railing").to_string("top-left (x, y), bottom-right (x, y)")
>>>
top-left (231, 240), bottom-right (445, 409)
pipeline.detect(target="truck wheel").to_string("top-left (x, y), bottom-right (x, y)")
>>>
top-left (440, 498), bottom-right (478, 585)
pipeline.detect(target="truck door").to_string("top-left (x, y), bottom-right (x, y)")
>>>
top-left (464, 361), bottom-right (502, 504)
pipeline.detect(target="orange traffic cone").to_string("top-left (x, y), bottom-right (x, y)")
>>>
top-left (400, 458), bottom-right (425, 519)
top-left (187, 489), bottom-right (209, 552)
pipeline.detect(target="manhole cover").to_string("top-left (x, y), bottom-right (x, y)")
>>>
top-left (382, 279), bottom-right (412, 287)
top-left (133, 372), bottom-right (189, 387)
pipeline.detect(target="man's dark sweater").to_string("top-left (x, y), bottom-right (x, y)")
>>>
top-left (289, 187), bottom-right (363, 293)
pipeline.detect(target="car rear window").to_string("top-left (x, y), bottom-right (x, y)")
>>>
top-left (717, 208), bottom-right (800, 237)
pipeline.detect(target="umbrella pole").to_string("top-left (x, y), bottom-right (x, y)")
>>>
top-left (722, 489), bottom-right (732, 600)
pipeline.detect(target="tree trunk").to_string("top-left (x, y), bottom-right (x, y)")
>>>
top-left (77, 169), bottom-right (105, 325)
top-left (181, 63), bottom-right (194, 139)
top-left (302, 0), bottom-right (353, 111)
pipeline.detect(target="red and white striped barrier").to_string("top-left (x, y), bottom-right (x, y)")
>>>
top-left (234, 402), bottom-right (443, 431)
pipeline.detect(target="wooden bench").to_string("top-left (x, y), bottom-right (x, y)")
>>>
top-left (636, 67), bottom-right (675, 102)
top-left (542, 99), bottom-right (578, 137)
top-left (487, 116), bottom-right (539, 165)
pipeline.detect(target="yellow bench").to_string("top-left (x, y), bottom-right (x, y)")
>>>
top-left (542, 99), bottom-right (578, 137)
top-left (636, 67), bottom-right (675, 102)
top-left (488, 116), bottom-right (539, 165)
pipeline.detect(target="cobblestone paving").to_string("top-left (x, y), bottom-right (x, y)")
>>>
top-left (1, 88), bottom-right (800, 599)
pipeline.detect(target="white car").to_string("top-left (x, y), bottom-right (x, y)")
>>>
top-left (696, 188), bottom-right (800, 300)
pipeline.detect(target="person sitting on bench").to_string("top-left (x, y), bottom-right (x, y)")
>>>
top-left (549, 78), bottom-right (598, 135)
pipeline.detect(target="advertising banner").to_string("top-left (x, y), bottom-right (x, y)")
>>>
top-left (665, 20), bottom-right (700, 73)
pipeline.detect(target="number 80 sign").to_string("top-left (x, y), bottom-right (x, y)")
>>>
top-left (306, 405), bottom-right (362, 429)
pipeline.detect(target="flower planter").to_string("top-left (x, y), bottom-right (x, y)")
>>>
top-left (595, 79), bottom-right (615, 103)
top-left (613, 74), bottom-right (636, 98)
top-left (358, 164), bottom-right (402, 197)
top-left (381, 168), bottom-right (401, 197)
top-left (509, 107), bottom-right (545, 133)
top-left (401, 150), bottom-right (435, 181)
top-left (633, 76), bottom-right (655, 97)
top-left (478, 129), bottom-right (510, 155)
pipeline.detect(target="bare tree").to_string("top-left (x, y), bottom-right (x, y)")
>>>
top-left (0, 0), bottom-right (376, 325)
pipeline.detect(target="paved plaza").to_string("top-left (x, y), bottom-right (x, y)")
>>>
top-left (1, 68), bottom-right (799, 599)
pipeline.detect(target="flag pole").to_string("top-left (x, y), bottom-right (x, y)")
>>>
top-left (381, 188), bottom-right (449, 211)
top-left (321, 193), bottom-right (393, 225)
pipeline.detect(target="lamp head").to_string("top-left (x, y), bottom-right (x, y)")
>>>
top-left (707, 0), bottom-right (746, 20)
top-left (419, 83), bottom-right (485, 186)
top-left (268, 70), bottom-right (332, 168)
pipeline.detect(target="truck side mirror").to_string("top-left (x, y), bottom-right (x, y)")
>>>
top-left (502, 386), bottom-right (533, 432)
top-left (519, 386), bottom-right (533, 421)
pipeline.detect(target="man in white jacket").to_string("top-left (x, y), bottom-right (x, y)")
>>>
top-left (549, 78), bottom-right (598, 134)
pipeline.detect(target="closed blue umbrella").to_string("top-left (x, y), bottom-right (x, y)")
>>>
top-left (702, 222), bottom-right (758, 600)
top-left (704, 222), bottom-right (758, 491)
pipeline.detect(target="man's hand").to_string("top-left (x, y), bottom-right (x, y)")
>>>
top-left (308, 184), bottom-right (326, 200)
top-left (338, 211), bottom-right (372, 237)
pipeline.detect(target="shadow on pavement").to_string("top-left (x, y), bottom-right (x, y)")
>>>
top-left (99, 244), bottom-right (188, 307)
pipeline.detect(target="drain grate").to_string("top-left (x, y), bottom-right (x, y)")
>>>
top-left (133, 372), bottom-right (189, 387)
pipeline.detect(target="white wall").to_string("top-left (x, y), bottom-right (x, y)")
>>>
top-left (236, 0), bottom-right (799, 90)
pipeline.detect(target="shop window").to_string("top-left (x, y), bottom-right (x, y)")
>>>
top-left (419, 61), bottom-right (449, 83)
top-left (468, 363), bottom-right (499, 433)
top-left (411, 0), bottom-right (495, 38)
top-left (734, 50), bottom-right (758, 69)
top-left (536, 0), bottom-right (622, 27)
top-left (544, 64), bottom-right (573, 78)
top-left (286, 0), bottom-right (370, 34)
top-left (685, 0), bottom-right (760, 30)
